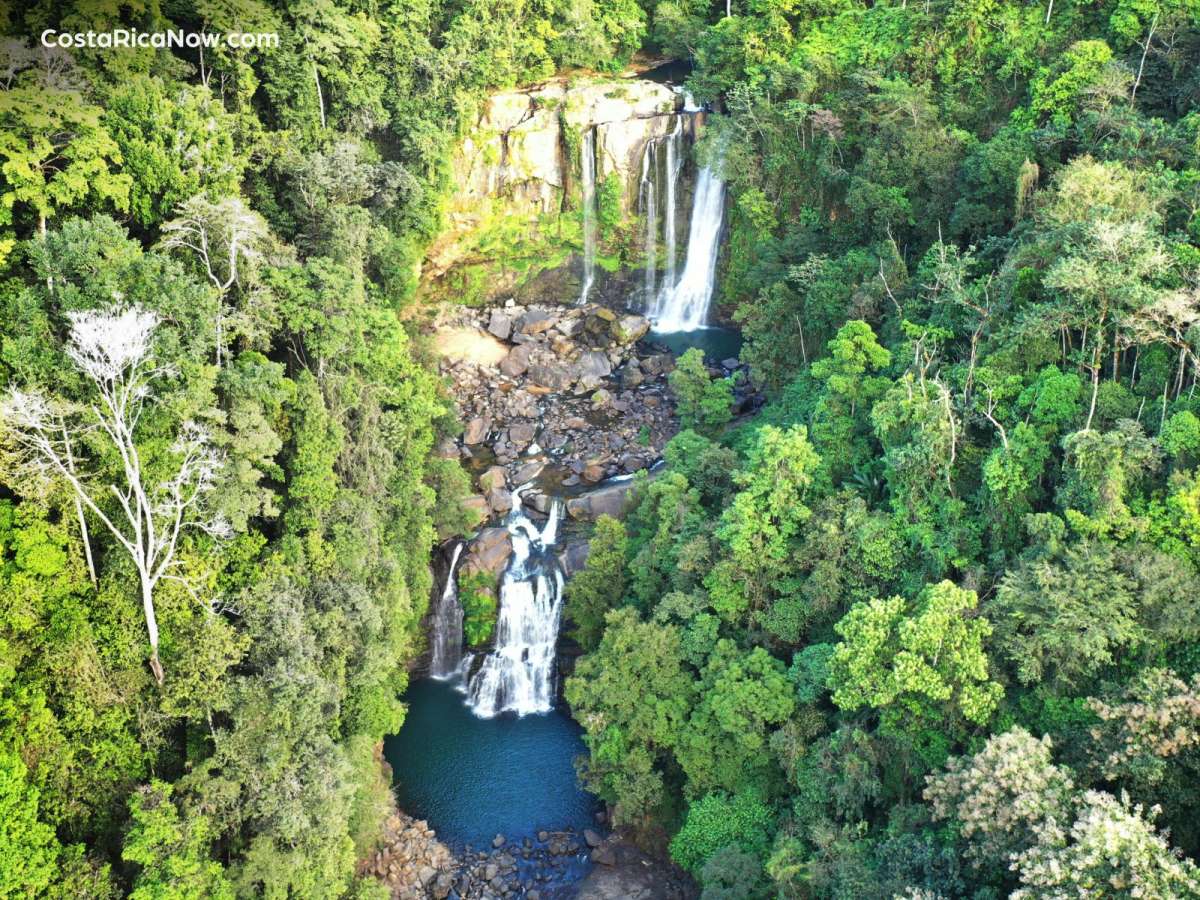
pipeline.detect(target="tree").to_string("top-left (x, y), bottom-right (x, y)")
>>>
top-left (699, 844), bottom-right (771, 900)
top-left (675, 641), bottom-right (795, 796)
top-left (828, 581), bottom-right (1003, 745)
top-left (669, 790), bottom-right (776, 874)
top-left (565, 608), bottom-right (694, 827)
top-left (1, 307), bottom-right (230, 683)
top-left (1011, 791), bottom-right (1200, 898)
top-left (0, 45), bottom-right (130, 234)
top-left (926, 727), bottom-right (1076, 869)
top-left (811, 320), bottom-right (892, 418)
top-left (0, 750), bottom-right (59, 897)
top-left (160, 197), bottom-right (272, 366)
top-left (990, 537), bottom-right (1142, 690)
top-left (669, 348), bottom-right (734, 436)
top-left (103, 77), bottom-right (245, 229)
top-left (122, 781), bottom-right (233, 900)
top-left (565, 515), bottom-right (628, 652)
top-left (710, 425), bottom-right (820, 618)
top-left (1088, 667), bottom-right (1200, 790)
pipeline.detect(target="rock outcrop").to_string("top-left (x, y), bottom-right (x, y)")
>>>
top-left (451, 78), bottom-right (688, 220)
top-left (423, 74), bottom-right (704, 301)
top-left (565, 478), bottom-right (644, 521)
top-left (575, 834), bottom-right (696, 900)
top-left (363, 812), bottom-right (455, 900)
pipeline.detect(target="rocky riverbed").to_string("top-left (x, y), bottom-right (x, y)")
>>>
top-left (369, 810), bottom-right (694, 900)
top-left (435, 299), bottom-right (679, 518)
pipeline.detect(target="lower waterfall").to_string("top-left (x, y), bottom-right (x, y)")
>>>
top-left (648, 160), bottom-right (726, 333)
top-left (463, 488), bottom-right (565, 718)
top-left (429, 542), bottom-right (465, 679)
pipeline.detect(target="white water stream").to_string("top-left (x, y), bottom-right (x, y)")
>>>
top-left (578, 128), bottom-right (597, 304)
top-left (462, 488), bottom-right (565, 718)
top-left (429, 542), bottom-right (465, 679)
top-left (648, 160), bottom-right (726, 332)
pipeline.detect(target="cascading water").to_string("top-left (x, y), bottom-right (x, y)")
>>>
top-left (429, 542), bottom-right (465, 678)
top-left (578, 127), bottom-right (597, 304)
top-left (463, 489), bottom-right (565, 718)
top-left (661, 117), bottom-right (684, 298)
top-left (648, 158), bottom-right (726, 332)
top-left (638, 138), bottom-right (658, 303)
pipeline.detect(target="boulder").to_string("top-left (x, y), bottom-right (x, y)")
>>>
top-left (508, 422), bottom-right (537, 448)
top-left (486, 488), bottom-right (513, 514)
top-left (557, 316), bottom-right (585, 338)
top-left (478, 465), bottom-right (507, 492)
top-left (461, 495), bottom-right (489, 527)
top-left (589, 845), bottom-right (617, 867)
top-left (513, 460), bottom-right (545, 483)
top-left (499, 344), bottom-right (533, 377)
top-left (640, 353), bottom-right (674, 376)
top-left (559, 540), bottom-right (590, 576)
top-left (464, 416), bottom-right (491, 444)
top-left (566, 479), bottom-right (638, 520)
top-left (518, 308), bottom-right (558, 334)
top-left (584, 829), bottom-right (603, 848)
top-left (529, 361), bottom-right (575, 392)
top-left (466, 528), bottom-right (513, 576)
top-left (576, 350), bottom-right (612, 388)
top-left (488, 310), bottom-right (513, 340)
top-left (621, 363), bottom-right (645, 389)
top-left (493, 834), bottom-right (507, 848)
top-left (612, 314), bottom-right (650, 344)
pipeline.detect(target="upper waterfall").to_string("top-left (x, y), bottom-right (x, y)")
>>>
top-left (638, 137), bottom-right (658, 303)
top-left (648, 159), bottom-right (726, 332)
top-left (578, 127), bottom-right (597, 304)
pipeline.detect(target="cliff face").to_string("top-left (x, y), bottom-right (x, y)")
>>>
top-left (423, 76), bottom-right (698, 297)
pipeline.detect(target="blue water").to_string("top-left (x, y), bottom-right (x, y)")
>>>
top-left (648, 325), bottom-right (742, 364)
top-left (384, 679), bottom-right (599, 849)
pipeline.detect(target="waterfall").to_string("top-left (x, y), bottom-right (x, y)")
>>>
top-left (661, 117), bottom-right (683, 299)
top-left (638, 138), bottom-right (658, 303)
top-left (649, 159), bottom-right (726, 333)
top-left (464, 489), bottom-right (565, 718)
top-left (578, 127), bottom-right (597, 304)
top-left (429, 542), bottom-right (465, 678)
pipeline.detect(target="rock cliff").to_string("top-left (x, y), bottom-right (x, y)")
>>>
top-left (423, 75), bottom-right (700, 297)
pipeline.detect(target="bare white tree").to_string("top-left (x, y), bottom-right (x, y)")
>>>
top-left (160, 196), bottom-right (269, 367)
top-left (0, 306), bottom-right (230, 684)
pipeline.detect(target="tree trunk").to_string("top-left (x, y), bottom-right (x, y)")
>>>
top-left (313, 59), bottom-right (326, 128)
top-left (1085, 349), bottom-right (1100, 431)
top-left (141, 570), bottom-right (164, 685)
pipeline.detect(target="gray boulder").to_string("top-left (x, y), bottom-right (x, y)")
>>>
top-left (499, 344), bottom-right (532, 377)
top-left (519, 308), bottom-right (558, 334)
top-left (488, 310), bottom-right (513, 340)
top-left (566, 479), bottom-right (638, 520)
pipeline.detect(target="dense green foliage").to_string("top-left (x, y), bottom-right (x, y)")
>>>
top-left (0, 1), bottom-right (643, 895)
top-left (563, 0), bottom-right (1200, 897)
top-left (4, 0), bottom-right (1200, 895)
